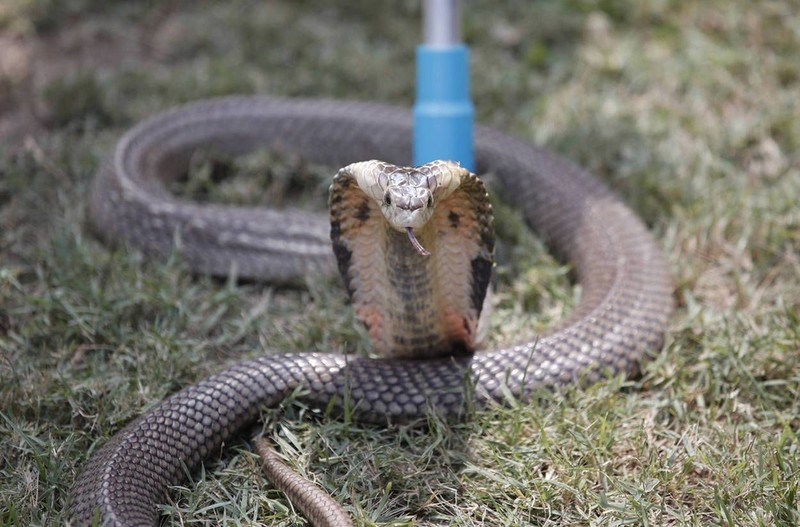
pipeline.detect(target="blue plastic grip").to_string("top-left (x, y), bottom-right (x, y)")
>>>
top-left (413, 44), bottom-right (474, 171)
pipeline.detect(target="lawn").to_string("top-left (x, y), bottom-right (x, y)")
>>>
top-left (1, 1), bottom-right (799, 526)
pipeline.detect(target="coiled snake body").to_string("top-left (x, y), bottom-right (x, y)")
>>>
top-left (70, 97), bottom-right (673, 525)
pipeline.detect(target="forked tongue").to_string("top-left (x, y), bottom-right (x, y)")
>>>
top-left (406, 227), bottom-right (430, 257)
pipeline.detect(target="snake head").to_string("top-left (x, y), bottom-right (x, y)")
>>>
top-left (380, 183), bottom-right (434, 230)
top-left (341, 160), bottom-right (464, 255)
top-left (345, 160), bottom-right (442, 231)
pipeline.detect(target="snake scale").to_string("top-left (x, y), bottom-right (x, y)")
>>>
top-left (70, 96), bottom-right (673, 525)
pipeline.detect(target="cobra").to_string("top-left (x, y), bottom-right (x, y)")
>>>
top-left (70, 96), bottom-right (674, 526)
top-left (330, 159), bottom-right (494, 360)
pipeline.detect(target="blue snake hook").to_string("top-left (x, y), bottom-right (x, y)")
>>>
top-left (413, 0), bottom-right (474, 171)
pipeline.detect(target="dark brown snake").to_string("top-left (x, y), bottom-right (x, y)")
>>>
top-left (70, 96), bottom-right (674, 526)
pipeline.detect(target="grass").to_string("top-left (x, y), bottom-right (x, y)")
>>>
top-left (1, 0), bottom-right (799, 525)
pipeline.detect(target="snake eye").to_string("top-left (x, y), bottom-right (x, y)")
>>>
top-left (383, 192), bottom-right (392, 206)
top-left (426, 195), bottom-right (433, 208)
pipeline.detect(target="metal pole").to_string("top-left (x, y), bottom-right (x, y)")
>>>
top-left (413, 0), bottom-right (474, 171)
top-left (423, 0), bottom-right (461, 45)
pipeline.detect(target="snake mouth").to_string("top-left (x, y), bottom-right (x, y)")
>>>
top-left (385, 207), bottom-right (431, 231)
top-left (406, 227), bottom-right (431, 257)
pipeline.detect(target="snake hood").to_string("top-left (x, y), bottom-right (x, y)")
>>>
top-left (329, 159), bottom-right (496, 358)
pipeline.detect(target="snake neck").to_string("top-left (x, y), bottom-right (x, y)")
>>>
top-left (376, 225), bottom-right (468, 357)
top-left (351, 216), bottom-right (490, 359)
